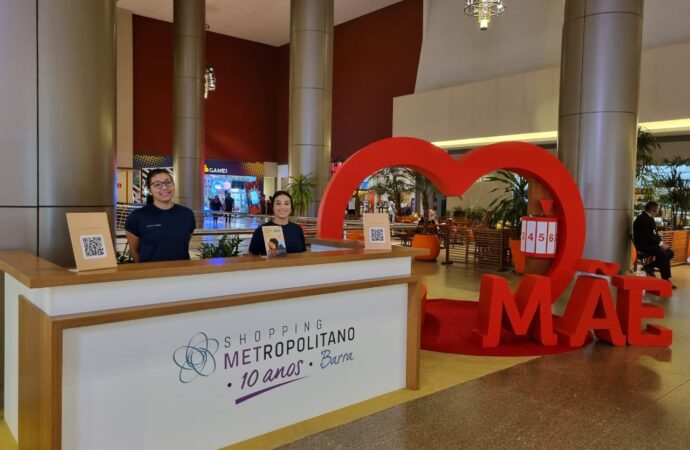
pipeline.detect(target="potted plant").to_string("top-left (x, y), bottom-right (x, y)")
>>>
top-left (369, 166), bottom-right (416, 219)
top-left (655, 156), bottom-right (690, 230)
top-left (197, 233), bottom-right (242, 259)
top-left (288, 173), bottom-right (317, 216)
top-left (485, 170), bottom-right (528, 273)
top-left (636, 126), bottom-right (661, 188)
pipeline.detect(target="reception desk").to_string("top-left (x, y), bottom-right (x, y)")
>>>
top-left (1, 243), bottom-right (424, 449)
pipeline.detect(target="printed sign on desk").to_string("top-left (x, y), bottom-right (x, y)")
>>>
top-left (262, 226), bottom-right (287, 258)
top-left (66, 212), bottom-right (117, 271)
top-left (363, 213), bottom-right (391, 250)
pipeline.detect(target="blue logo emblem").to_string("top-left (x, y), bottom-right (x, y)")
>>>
top-left (173, 332), bottom-right (219, 383)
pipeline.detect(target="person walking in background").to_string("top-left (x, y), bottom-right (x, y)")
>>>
top-left (224, 192), bottom-right (235, 226)
top-left (267, 195), bottom-right (274, 215)
top-left (260, 193), bottom-right (267, 215)
top-left (633, 201), bottom-right (676, 289)
top-left (209, 194), bottom-right (222, 227)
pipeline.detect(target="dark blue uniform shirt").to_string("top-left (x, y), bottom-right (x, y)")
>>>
top-left (125, 204), bottom-right (196, 262)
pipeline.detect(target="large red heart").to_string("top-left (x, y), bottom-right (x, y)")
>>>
top-left (317, 137), bottom-right (586, 301)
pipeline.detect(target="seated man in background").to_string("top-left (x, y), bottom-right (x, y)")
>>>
top-left (633, 201), bottom-right (676, 289)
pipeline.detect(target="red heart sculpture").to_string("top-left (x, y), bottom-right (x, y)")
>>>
top-left (317, 137), bottom-right (586, 302)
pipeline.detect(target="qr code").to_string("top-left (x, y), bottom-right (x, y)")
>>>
top-left (80, 234), bottom-right (107, 259)
top-left (369, 227), bottom-right (386, 243)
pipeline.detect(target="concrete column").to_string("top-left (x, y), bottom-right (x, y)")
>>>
top-left (0, 0), bottom-right (116, 391)
top-left (558, 0), bottom-right (643, 270)
top-left (0, 0), bottom-right (116, 267)
top-left (288, 0), bottom-right (333, 216)
top-left (173, 0), bottom-right (205, 213)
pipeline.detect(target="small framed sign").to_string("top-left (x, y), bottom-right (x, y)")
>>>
top-left (363, 213), bottom-right (392, 250)
top-left (66, 212), bottom-right (118, 271)
top-left (261, 226), bottom-right (288, 258)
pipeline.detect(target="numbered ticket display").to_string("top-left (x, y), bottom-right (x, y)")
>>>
top-left (520, 216), bottom-right (557, 258)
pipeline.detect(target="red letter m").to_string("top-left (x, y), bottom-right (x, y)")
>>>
top-left (473, 274), bottom-right (557, 347)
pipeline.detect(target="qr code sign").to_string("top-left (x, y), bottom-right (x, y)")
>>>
top-left (80, 234), bottom-right (107, 259)
top-left (369, 227), bottom-right (386, 243)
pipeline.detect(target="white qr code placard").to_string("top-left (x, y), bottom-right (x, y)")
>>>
top-left (80, 234), bottom-right (107, 259)
top-left (67, 212), bottom-right (117, 271)
top-left (363, 213), bottom-right (391, 250)
top-left (369, 227), bottom-right (387, 243)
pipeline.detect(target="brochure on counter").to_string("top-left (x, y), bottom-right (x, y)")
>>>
top-left (262, 226), bottom-right (287, 258)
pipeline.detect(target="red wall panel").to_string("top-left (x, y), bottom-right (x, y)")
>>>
top-left (133, 16), bottom-right (279, 161)
top-left (331, 0), bottom-right (422, 160)
top-left (205, 32), bottom-right (278, 161)
top-left (133, 0), bottom-right (422, 163)
top-left (133, 16), bottom-right (173, 156)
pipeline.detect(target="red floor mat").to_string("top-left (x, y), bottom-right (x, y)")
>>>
top-left (421, 299), bottom-right (588, 356)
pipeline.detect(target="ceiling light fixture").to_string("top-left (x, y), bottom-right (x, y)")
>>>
top-left (203, 24), bottom-right (216, 99)
top-left (204, 66), bottom-right (216, 99)
top-left (464, 0), bottom-right (506, 31)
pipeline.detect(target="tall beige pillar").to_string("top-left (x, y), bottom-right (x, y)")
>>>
top-left (173, 0), bottom-right (205, 213)
top-left (0, 0), bottom-right (116, 267)
top-left (288, 0), bottom-right (334, 216)
top-left (0, 0), bottom-right (115, 389)
top-left (558, 0), bottom-right (644, 270)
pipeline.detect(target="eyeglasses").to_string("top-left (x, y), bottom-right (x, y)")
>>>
top-left (150, 180), bottom-right (174, 189)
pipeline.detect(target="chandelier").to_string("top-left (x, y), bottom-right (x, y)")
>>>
top-left (204, 66), bottom-right (216, 99)
top-left (464, 0), bottom-right (506, 31)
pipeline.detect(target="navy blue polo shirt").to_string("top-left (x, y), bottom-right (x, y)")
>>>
top-left (125, 204), bottom-right (196, 262)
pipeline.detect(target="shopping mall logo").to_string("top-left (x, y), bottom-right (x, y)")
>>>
top-left (173, 332), bottom-right (219, 383)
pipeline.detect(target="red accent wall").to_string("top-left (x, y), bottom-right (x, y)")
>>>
top-left (133, 16), bottom-right (280, 161)
top-left (275, 44), bottom-right (290, 163)
top-left (331, 0), bottom-right (422, 160)
top-left (133, 0), bottom-right (422, 163)
top-left (133, 16), bottom-right (172, 155)
top-left (205, 32), bottom-right (279, 161)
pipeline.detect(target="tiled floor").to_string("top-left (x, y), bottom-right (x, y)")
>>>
top-left (275, 263), bottom-right (690, 450)
top-left (1, 259), bottom-right (688, 449)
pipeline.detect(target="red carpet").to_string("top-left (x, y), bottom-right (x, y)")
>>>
top-left (421, 299), bottom-right (589, 356)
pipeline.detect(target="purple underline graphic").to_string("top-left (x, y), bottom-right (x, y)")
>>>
top-left (235, 376), bottom-right (309, 405)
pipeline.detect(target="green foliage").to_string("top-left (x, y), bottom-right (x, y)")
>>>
top-left (452, 206), bottom-right (466, 218)
top-left (288, 173), bottom-right (317, 216)
top-left (116, 249), bottom-right (134, 264)
top-left (466, 206), bottom-right (488, 223)
top-left (369, 167), bottom-right (416, 214)
top-left (197, 234), bottom-right (242, 259)
top-left (655, 156), bottom-right (690, 230)
top-left (485, 170), bottom-right (529, 236)
top-left (636, 126), bottom-right (660, 184)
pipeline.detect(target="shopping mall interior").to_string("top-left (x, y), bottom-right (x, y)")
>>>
top-left (1, 0), bottom-right (690, 448)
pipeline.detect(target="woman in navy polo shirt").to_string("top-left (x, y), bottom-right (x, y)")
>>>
top-left (125, 169), bottom-right (196, 262)
top-left (248, 191), bottom-right (306, 255)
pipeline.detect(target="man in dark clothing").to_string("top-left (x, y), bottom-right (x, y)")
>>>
top-left (224, 192), bottom-right (234, 225)
top-left (633, 201), bottom-right (676, 289)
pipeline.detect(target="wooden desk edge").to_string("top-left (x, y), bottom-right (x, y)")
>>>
top-left (0, 245), bottom-right (427, 289)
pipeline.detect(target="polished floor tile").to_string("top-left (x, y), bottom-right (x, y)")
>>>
top-left (277, 264), bottom-right (690, 450)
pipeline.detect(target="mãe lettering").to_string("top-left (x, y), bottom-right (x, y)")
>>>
top-left (473, 259), bottom-right (673, 348)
